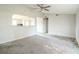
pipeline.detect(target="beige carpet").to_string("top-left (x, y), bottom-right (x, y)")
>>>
top-left (0, 34), bottom-right (79, 54)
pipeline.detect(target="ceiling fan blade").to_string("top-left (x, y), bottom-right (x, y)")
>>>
top-left (44, 9), bottom-right (49, 11)
top-left (44, 6), bottom-right (51, 8)
top-left (32, 7), bottom-right (40, 9)
top-left (37, 4), bottom-right (42, 8)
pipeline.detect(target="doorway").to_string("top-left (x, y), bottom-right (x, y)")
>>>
top-left (43, 17), bottom-right (48, 33)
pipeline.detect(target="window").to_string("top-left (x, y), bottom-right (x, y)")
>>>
top-left (12, 14), bottom-right (35, 26)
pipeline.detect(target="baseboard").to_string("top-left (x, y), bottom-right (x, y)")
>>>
top-left (48, 33), bottom-right (75, 39)
top-left (16, 34), bottom-right (36, 40)
top-left (0, 33), bottom-right (36, 45)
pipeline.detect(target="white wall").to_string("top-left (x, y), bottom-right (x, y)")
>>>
top-left (76, 13), bottom-right (79, 44)
top-left (0, 5), bottom-right (41, 44)
top-left (48, 14), bottom-right (76, 38)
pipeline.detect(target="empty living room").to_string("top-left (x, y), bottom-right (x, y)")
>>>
top-left (0, 4), bottom-right (79, 54)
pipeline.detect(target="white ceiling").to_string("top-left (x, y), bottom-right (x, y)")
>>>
top-left (25, 4), bottom-right (79, 14)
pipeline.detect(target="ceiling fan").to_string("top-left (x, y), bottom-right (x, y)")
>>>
top-left (36, 4), bottom-right (51, 12)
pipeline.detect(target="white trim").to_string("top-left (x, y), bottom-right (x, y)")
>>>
top-left (0, 33), bottom-right (36, 44)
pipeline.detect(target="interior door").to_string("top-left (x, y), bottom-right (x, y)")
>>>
top-left (36, 17), bottom-right (43, 33)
